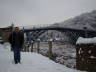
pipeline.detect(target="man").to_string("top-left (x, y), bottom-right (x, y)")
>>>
top-left (8, 27), bottom-right (24, 64)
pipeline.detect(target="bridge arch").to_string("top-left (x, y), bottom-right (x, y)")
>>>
top-left (23, 26), bottom-right (96, 44)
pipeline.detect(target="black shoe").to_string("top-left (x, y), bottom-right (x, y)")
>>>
top-left (14, 60), bottom-right (18, 64)
top-left (18, 61), bottom-right (21, 64)
top-left (15, 62), bottom-right (18, 64)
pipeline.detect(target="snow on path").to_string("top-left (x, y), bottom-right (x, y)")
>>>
top-left (0, 43), bottom-right (86, 72)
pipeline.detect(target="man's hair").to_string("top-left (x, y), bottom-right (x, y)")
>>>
top-left (15, 27), bottom-right (19, 29)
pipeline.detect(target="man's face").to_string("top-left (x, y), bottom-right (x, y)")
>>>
top-left (15, 27), bottom-right (20, 33)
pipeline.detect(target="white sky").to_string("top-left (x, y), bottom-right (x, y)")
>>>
top-left (0, 0), bottom-right (96, 28)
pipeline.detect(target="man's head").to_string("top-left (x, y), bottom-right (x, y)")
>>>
top-left (14, 27), bottom-right (20, 33)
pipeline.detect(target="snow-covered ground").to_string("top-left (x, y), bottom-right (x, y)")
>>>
top-left (0, 43), bottom-right (86, 72)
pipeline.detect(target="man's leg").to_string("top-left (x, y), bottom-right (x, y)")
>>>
top-left (13, 50), bottom-right (18, 64)
top-left (17, 50), bottom-right (21, 63)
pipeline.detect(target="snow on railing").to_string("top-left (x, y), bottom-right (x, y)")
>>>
top-left (20, 24), bottom-right (52, 30)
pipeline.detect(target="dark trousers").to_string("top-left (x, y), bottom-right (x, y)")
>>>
top-left (13, 46), bottom-right (21, 63)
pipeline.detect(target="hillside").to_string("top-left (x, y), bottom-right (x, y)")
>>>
top-left (53, 10), bottom-right (96, 31)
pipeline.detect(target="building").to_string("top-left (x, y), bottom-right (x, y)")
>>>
top-left (0, 26), bottom-right (12, 42)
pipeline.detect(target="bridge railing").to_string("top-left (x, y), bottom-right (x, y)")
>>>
top-left (20, 24), bottom-right (52, 30)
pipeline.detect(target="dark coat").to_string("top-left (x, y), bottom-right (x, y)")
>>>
top-left (8, 31), bottom-right (24, 48)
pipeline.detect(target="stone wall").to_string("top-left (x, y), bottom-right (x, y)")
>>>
top-left (76, 44), bottom-right (96, 71)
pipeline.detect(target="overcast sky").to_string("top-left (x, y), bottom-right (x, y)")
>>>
top-left (0, 0), bottom-right (96, 28)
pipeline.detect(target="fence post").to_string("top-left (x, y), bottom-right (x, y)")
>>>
top-left (23, 41), bottom-right (26, 52)
top-left (48, 39), bottom-right (53, 59)
top-left (27, 45), bottom-right (29, 52)
top-left (31, 41), bottom-right (34, 52)
top-left (22, 43), bottom-right (25, 52)
top-left (37, 39), bottom-right (40, 53)
top-left (25, 45), bottom-right (27, 52)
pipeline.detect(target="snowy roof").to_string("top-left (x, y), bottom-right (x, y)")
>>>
top-left (76, 37), bottom-right (96, 44)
